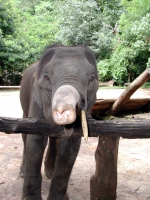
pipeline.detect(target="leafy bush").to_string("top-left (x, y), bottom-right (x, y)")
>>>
top-left (56, 0), bottom-right (122, 60)
top-left (98, 1), bottom-right (150, 85)
top-left (97, 59), bottom-right (112, 82)
top-left (0, 0), bottom-right (58, 85)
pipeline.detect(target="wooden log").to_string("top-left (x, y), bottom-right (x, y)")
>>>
top-left (1, 117), bottom-right (150, 138)
top-left (90, 136), bottom-right (119, 200)
top-left (107, 68), bottom-right (150, 116)
top-left (91, 98), bottom-right (150, 116)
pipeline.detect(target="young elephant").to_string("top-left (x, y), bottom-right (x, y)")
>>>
top-left (20, 45), bottom-right (99, 200)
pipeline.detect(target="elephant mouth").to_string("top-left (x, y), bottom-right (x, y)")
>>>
top-left (63, 109), bottom-right (88, 142)
top-left (63, 124), bottom-right (74, 137)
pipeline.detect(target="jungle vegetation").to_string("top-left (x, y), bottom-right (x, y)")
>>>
top-left (0, 0), bottom-right (149, 85)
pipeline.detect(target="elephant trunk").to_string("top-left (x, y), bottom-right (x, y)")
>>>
top-left (52, 85), bottom-right (89, 142)
top-left (52, 85), bottom-right (80, 125)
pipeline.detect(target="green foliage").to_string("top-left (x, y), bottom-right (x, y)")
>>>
top-left (56, 0), bottom-right (122, 59)
top-left (97, 59), bottom-right (112, 82)
top-left (96, 0), bottom-right (123, 26)
top-left (9, 1), bottom-right (58, 68)
top-left (0, 0), bottom-right (15, 36)
top-left (0, 0), bottom-right (149, 86)
top-left (98, 45), bottom-right (130, 85)
top-left (0, 0), bottom-right (58, 85)
top-left (98, 0), bottom-right (150, 85)
top-left (0, 0), bottom-right (17, 84)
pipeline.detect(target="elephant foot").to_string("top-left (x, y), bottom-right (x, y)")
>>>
top-left (44, 167), bottom-right (54, 179)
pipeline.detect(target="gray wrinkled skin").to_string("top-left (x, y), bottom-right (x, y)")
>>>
top-left (20, 45), bottom-right (99, 200)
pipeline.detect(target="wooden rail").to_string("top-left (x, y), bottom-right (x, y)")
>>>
top-left (0, 117), bottom-right (150, 139)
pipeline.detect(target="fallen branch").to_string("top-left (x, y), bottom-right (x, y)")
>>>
top-left (0, 117), bottom-right (150, 139)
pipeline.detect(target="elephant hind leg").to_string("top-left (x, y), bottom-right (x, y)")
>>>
top-left (20, 112), bottom-right (28, 177)
top-left (20, 133), bottom-right (27, 177)
top-left (44, 137), bottom-right (59, 179)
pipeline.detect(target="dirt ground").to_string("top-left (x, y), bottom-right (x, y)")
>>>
top-left (0, 91), bottom-right (150, 200)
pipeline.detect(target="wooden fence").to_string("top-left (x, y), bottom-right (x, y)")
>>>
top-left (0, 117), bottom-right (150, 139)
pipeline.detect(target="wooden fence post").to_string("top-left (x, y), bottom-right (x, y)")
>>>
top-left (90, 68), bottom-right (150, 200)
top-left (90, 136), bottom-right (119, 200)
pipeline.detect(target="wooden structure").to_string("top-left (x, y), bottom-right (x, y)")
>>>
top-left (91, 68), bottom-right (150, 200)
top-left (0, 68), bottom-right (150, 200)
top-left (1, 117), bottom-right (150, 138)
top-left (92, 88), bottom-right (150, 117)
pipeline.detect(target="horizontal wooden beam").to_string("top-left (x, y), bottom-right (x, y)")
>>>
top-left (92, 98), bottom-right (150, 113)
top-left (0, 117), bottom-right (150, 139)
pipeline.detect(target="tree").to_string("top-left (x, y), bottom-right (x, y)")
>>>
top-left (0, 0), bottom-right (15, 36)
top-left (0, 0), bottom-right (17, 84)
top-left (0, 0), bottom-right (58, 85)
top-left (17, 0), bottom-right (43, 14)
top-left (56, 0), bottom-right (122, 60)
top-left (98, 0), bottom-right (150, 85)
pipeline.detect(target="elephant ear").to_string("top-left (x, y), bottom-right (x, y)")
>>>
top-left (33, 74), bottom-right (43, 110)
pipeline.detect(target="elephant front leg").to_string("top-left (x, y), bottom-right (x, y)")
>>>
top-left (44, 137), bottom-right (59, 179)
top-left (22, 135), bottom-right (48, 200)
top-left (90, 136), bottom-right (119, 200)
top-left (47, 136), bottom-right (81, 200)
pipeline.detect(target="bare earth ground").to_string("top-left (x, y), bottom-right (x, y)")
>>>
top-left (0, 91), bottom-right (150, 200)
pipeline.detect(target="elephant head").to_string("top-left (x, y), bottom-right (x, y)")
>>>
top-left (33, 45), bottom-right (99, 140)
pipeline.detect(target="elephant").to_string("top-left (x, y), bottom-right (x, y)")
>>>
top-left (20, 44), bottom-right (99, 200)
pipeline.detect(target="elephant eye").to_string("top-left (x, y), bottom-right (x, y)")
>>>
top-left (89, 75), bottom-right (95, 83)
top-left (44, 74), bottom-right (50, 81)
